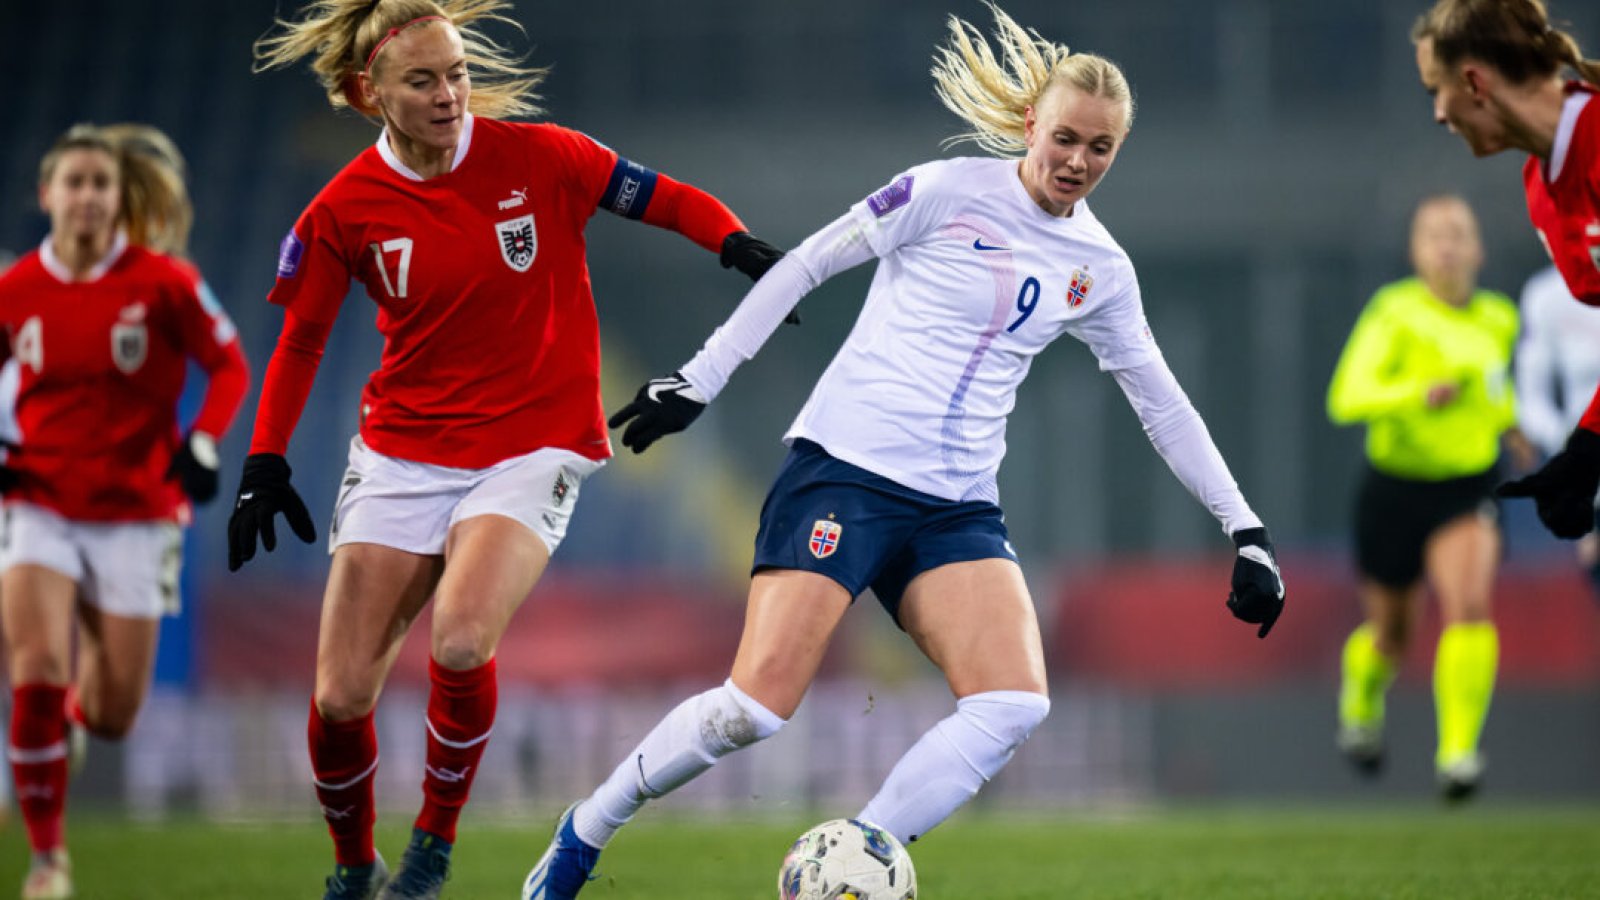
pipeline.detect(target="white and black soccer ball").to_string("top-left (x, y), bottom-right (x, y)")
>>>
top-left (777, 818), bottom-right (917, 900)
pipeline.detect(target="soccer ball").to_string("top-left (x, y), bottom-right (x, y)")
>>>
top-left (777, 818), bottom-right (917, 900)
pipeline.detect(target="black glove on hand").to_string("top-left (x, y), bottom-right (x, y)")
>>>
top-left (227, 453), bottom-right (316, 572)
top-left (1497, 427), bottom-right (1600, 539)
top-left (607, 372), bottom-right (707, 454)
top-left (167, 431), bottom-right (220, 504)
top-left (720, 231), bottom-right (800, 325)
top-left (1227, 527), bottom-right (1284, 639)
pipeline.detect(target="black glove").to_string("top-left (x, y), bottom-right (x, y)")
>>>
top-left (607, 371), bottom-right (707, 454)
top-left (720, 231), bottom-right (800, 325)
top-left (227, 453), bottom-right (316, 571)
top-left (1227, 527), bottom-right (1284, 639)
top-left (0, 445), bottom-right (17, 495)
top-left (166, 431), bottom-right (220, 504)
top-left (1497, 427), bottom-right (1600, 539)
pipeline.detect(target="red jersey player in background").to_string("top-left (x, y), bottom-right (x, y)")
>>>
top-left (0, 123), bottom-right (249, 900)
top-left (241, 3), bottom-right (786, 898)
top-left (1412, 0), bottom-right (1600, 538)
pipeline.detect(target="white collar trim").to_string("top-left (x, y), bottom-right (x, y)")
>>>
top-left (1549, 91), bottom-right (1590, 183)
top-left (376, 113), bottom-right (475, 181)
top-left (39, 229), bottom-right (128, 283)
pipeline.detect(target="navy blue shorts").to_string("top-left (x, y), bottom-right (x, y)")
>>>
top-left (751, 439), bottom-right (1015, 623)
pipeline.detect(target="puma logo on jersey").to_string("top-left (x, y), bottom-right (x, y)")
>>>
top-left (497, 188), bottom-right (528, 211)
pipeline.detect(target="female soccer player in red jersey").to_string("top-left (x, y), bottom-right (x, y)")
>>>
top-left (1412, 0), bottom-right (1600, 537)
top-left (239, 2), bottom-right (784, 897)
top-left (0, 123), bottom-right (249, 900)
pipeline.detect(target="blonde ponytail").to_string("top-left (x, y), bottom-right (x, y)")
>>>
top-left (101, 124), bottom-right (193, 257)
top-left (254, 0), bottom-right (548, 120)
top-left (932, 1), bottom-right (1132, 156)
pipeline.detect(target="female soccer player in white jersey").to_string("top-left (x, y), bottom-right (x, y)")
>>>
top-left (1412, 0), bottom-right (1600, 538)
top-left (0, 124), bottom-right (249, 900)
top-left (522, 4), bottom-right (1285, 897)
top-left (238, 2), bottom-right (785, 898)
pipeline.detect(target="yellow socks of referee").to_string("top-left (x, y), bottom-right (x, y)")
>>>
top-left (1339, 623), bottom-right (1397, 730)
top-left (1434, 622), bottom-right (1498, 767)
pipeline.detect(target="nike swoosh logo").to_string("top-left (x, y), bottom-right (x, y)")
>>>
top-left (973, 238), bottom-right (1009, 252)
top-left (239, 492), bottom-right (254, 501)
top-left (646, 381), bottom-right (683, 403)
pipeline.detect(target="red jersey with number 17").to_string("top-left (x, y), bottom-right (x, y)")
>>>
top-left (270, 115), bottom-right (621, 468)
top-left (1524, 82), bottom-right (1600, 305)
top-left (0, 234), bottom-right (246, 522)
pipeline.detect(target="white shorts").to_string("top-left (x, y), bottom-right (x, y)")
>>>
top-left (0, 502), bottom-right (183, 619)
top-left (329, 437), bottom-right (604, 556)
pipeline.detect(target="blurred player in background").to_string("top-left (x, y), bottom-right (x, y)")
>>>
top-left (1327, 195), bottom-right (1518, 800)
top-left (523, 5), bottom-right (1285, 897)
top-left (1412, 1), bottom-right (1600, 536)
top-left (240, 2), bottom-right (785, 898)
top-left (1514, 264), bottom-right (1600, 594)
top-left (0, 123), bottom-right (249, 899)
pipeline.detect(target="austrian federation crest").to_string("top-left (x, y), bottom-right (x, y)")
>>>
top-left (809, 519), bottom-right (842, 559)
top-left (495, 213), bottom-right (537, 272)
top-left (111, 303), bottom-right (148, 373)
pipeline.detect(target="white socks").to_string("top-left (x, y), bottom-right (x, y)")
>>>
top-left (859, 690), bottom-right (1050, 844)
top-left (574, 679), bottom-right (785, 848)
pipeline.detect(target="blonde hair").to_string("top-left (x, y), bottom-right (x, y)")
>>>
top-left (1413, 0), bottom-right (1600, 85)
top-left (932, 1), bottom-right (1133, 156)
top-left (38, 123), bottom-right (194, 256)
top-left (253, 0), bottom-right (547, 120)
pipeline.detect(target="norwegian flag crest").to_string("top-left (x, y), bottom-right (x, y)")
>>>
top-left (809, 519), bottom-right (842, 559)
top-left (1066, 267), bottom-right (1094, 309)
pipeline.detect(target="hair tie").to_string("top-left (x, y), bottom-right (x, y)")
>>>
top-left (363, 14), bottom-right (447, 76)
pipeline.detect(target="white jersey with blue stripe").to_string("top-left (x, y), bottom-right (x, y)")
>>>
top-left (784, 157), bottom-right (1157, 503)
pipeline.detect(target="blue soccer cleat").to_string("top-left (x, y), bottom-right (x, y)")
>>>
top-left (381, 828), bottom-right (453, 899)
top-left (521, 803), bottom-right (602, 900)
top-left (323, 853), bottom-right (389, 900)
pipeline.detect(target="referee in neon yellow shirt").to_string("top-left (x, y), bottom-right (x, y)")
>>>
top-left (1327, 194), bottom-right (1525, 802)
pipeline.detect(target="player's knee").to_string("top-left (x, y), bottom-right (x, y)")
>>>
top-left (314, 685), bottom-right (379, 722)
top-left (430, 636), bottom-right (494, 672)
top-left (954, 690), bottom-right (1050, 759)
top-left (84, 710), bottom-right (136, 741)
top-left (701, 679), bottom-right (786, 756)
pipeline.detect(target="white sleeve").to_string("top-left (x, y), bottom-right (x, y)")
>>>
top-left (1110, 354), bottom-right (1263, 536)
top-left (680, 210), bottom-right (877, 400)
top-left (1515, 275), bottom-right (1567, 454)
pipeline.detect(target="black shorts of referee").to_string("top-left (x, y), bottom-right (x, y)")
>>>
top-left (1354, 463), bottom-right (1499, 589)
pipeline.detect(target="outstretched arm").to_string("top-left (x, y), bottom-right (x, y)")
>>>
top-left (609, 210), bottom-right (876, 453)
top-left (1111, 355), bottom-right (1284, 637)
top-left (1110, 355), bottom-right (1260, 535)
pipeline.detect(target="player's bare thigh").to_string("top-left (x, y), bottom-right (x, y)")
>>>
top-left (73, 604), bottom-right (160, 739)
top-left (1424, 510), bottom-right (1499, 625)
top-left (898, 557), bottom-right (1047, 699)
top-left (314, 542), bottom-right (444, 721)
top-left (1, 564), bottom-right (75, 684)
top-left (730, 569), bottom-right (854, 719)
top-left (430, 513), bottom-right (551, 670)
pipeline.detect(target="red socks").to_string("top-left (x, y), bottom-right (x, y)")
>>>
top-left (413, 657), bottom-right (497, 843)
top-left (308, 703), bottom-right (379, 867)
top-left (11, 684), bottom-right (68, 853)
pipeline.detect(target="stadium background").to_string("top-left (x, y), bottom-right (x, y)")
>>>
top-left (0, 0), bottom-right (1597, 834)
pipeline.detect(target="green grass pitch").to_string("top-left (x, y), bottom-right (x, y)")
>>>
top-left (2, 806), bottom-right (1597, 898)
